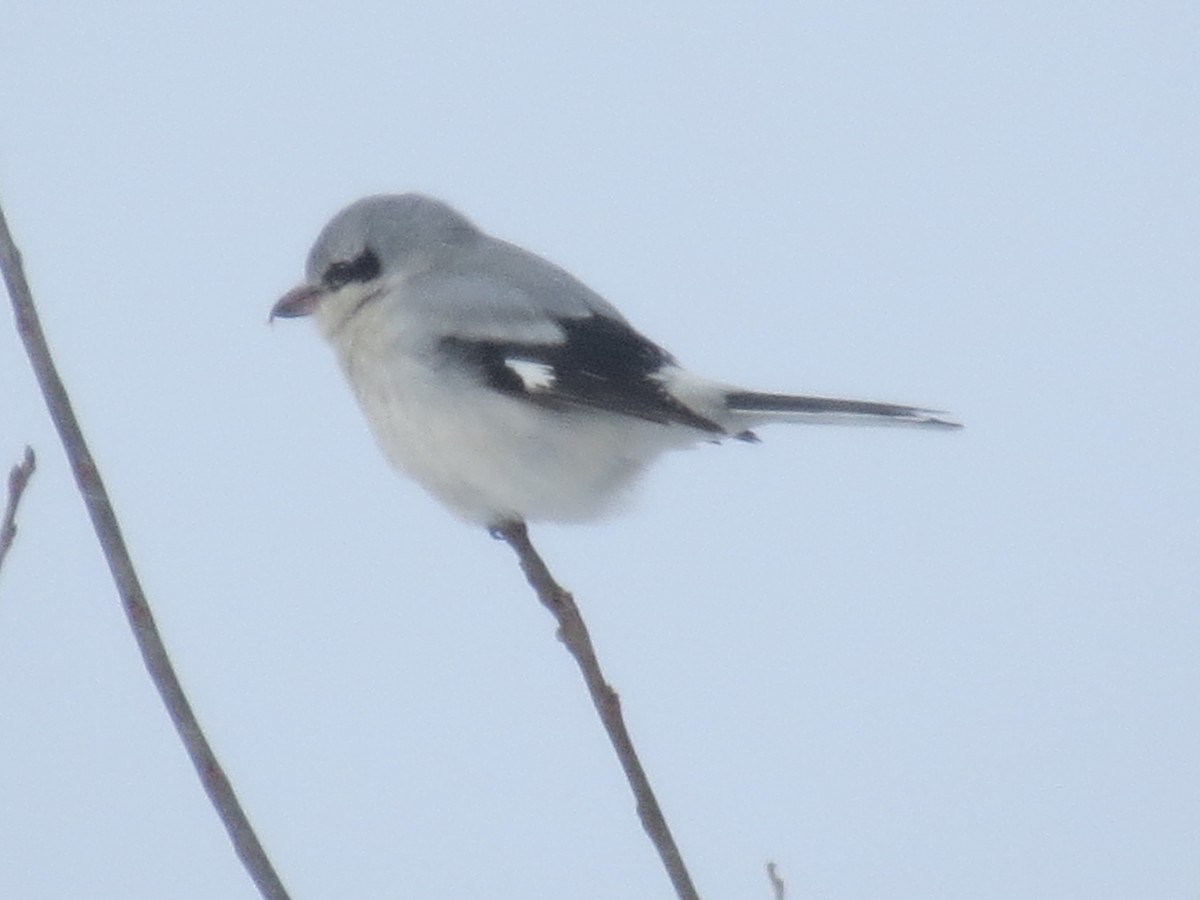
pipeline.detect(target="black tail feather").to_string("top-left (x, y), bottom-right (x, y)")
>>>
top-left (724, 391), bottom-right (962, 429)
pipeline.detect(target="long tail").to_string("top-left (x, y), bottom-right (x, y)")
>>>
top-left (724, 390), bottom-right (962, 430)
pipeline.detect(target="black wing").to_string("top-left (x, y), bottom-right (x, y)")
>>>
top-left (441, 314), bottom-right (725, 434)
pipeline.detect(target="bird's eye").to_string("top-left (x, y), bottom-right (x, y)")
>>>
top-left (322, 248), bottom-right (382, 290)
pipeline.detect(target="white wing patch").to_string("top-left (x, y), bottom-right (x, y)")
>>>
top-left (504, 358), bottom-right (557, 392)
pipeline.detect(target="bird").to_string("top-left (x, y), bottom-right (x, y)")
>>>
top-left (271, 194), bottom-right (960, 527)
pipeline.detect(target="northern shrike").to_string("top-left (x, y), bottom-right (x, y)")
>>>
top-left (271, 194), bottom-right (959, 525)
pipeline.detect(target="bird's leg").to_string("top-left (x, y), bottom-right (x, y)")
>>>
top-left (487, 517), bottom-right (525, 541)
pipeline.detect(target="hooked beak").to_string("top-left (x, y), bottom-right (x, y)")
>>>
top-left (269, 283), bottom-right (325, 322)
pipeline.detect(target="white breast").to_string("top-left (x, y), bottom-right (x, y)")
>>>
top-left (328, 297), bottom-right (700, 524)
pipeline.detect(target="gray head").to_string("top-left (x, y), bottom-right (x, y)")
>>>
top-left (271, 193), bottom-right (481, 322)
top-left (306, 194), bottom-right (481, 284)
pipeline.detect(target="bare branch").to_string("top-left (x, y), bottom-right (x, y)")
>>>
top-left (0, 199), bottom-right (291, 900)
top-left (0, 445), bottom-right (37, 578)
top-left (767, 860), bottom-right (786, 899)
top-left (492, 519), bottom-right (700, 900)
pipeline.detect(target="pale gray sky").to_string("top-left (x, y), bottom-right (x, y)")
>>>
top-left (2, 3), bottom-right (1197, 898)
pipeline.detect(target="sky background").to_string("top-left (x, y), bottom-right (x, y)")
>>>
top-left (1, 3), bottom-right (1197, 898)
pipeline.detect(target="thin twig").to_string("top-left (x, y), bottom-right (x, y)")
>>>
top-left (0, 198), bottom-right (291, 900)
top-left (0, 445), bottom-right (37, 578)
top-left (492, 519), bottom-right (700, 900)
top-left (766, 861), bottom-right (786, 900)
